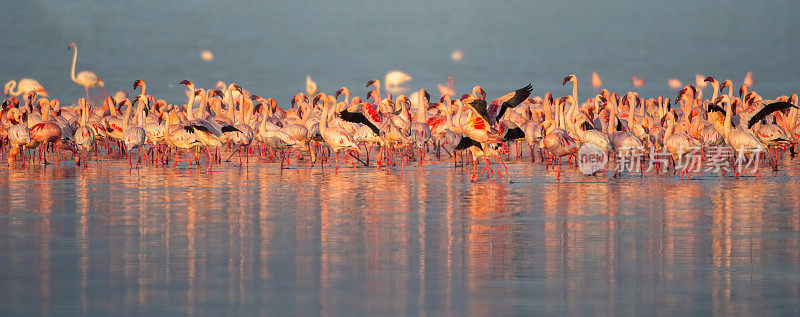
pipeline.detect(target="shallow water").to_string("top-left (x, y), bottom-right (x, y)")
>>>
top-left (2, 155), bottom-right (800, 315)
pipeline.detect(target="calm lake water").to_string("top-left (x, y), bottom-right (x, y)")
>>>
top-left (1, 156), bottom-right (800, 315)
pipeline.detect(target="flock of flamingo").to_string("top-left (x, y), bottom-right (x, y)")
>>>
top-left (1, 43), bottom-right (798, 181)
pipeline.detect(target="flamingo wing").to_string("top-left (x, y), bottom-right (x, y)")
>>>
top-left (746, 101), bottom-right (796, 129)
top-left (454, 136), bottom-right (482, 150)
top-left (496, 84), bottom-right (533, 121)
top-left (339, 109), bottom-right (380, 135)
top-left (468, 99), bottom-right (491, 125)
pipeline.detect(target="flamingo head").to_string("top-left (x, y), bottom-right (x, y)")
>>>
top-left (335, 87), bottom-right (348, 99)
top-left (24, 91), bottom-right (37, 104)
top-left (472, 86), bottom-right (486, 100)
top-left (366, 79), bottom-right (379, 89)
top-left (366, 90), bottom-right (378, 101)
top-left (180, 80), bottom-right (194, 91)
top-left (543, 92), bottom-right (553, 105)
top-left (68, 42), bottom-right (76, 50)
top-left (7, 108), bottom-right (22, 124)
top-left (397, 95), bottom-right (410, 106)
top-left (562, 74), bottom-right (576, 86)
top-left (133, 80), bottom-right (145, 91)
top-left (312, 94), bottom-right (323, 106)
top-left (738, 85), bottom-right (747, 98)
top-left (719, 79), bottom-right (731, 92)
top-left (351, 96), bottom-right (362, 104)
top-left (704, 76), bottom-right (716, 85)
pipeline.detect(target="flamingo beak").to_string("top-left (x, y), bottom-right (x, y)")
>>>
top-left (250, 94), bottom-right (259, 101)
top-left (312, 95), bottom-right (321, 104)
top-left (704, 76), bottom-right (714, 83)
top-left (233, 85), bottom-right (242, 93)
top-left (180, 80), bottom-right (191, 86)
top-left (335, 88), bottom-right (344, 99)
top-left (194, 89), bottom-right (202, 96)
top-left (424, 90), bottom-right (430, 101)
top-left (562, 76), bottom-right (571, 86)
top-left (366, 79), bottom-right (377, 88)
top-left (133, 80), bottom-right (143, 90)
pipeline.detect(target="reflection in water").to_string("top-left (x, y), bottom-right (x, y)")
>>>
top-left (1, 160), bottom-right (800, 315)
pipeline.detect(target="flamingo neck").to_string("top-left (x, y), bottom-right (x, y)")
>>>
top-left (609, 100), bottom-right (617, 133)
top-left (320, 100), bottom-right (329, 131)
top-left (164, 110), bottom-right (172, 143)
top-left (70, 46), bottom-right (78, 83)
top-left (41, 102), bottom-right (50, 122)
top-left (8, 80), bottom-right (22, 96)
top-left (711, 83), bottom-right (719, 105)
top-left (723, 102), bottom-right (732, 138)
top-left (199, 90), bottom-right (208, 118)
top-left (417, 91), bottom-right (426, 123)
top-left (186, 90), bottom-right (195, 121)
top-left (122, 101), bottom-right (133, 128)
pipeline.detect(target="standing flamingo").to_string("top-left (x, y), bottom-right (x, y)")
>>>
top-left (410, 89), bottom-right (431, 165)
top-left (74, 98), bottom-right (96, 164)
top-left (6, 124), bottom-right (30, 167)
top-left (123, 96), bottom-right (148, 168)
top-left (319, 94), bottom-right (359, 171)
top-left (68, 42), bottom-right (105, 100)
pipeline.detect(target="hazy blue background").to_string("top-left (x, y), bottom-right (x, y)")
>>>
top-left (2, 0), bottom-right (798, 105)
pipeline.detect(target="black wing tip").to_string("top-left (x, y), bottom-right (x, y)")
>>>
top-left (503, 127), bottom-right (525, 141)
top-left (221, 125), bottom-right (241, 133)
top-left (455, 136), bottom-right (482, 150)
top-left (191, 124), bottom-right (211, 133)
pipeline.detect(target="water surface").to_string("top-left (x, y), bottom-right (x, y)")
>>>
top-left (1, 159), bottom-right (799, 315)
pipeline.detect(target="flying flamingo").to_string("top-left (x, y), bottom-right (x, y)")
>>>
top-left (5, 79), bottom-right (48, 97)
top-left (68, 42), bottom-right (105, 101)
